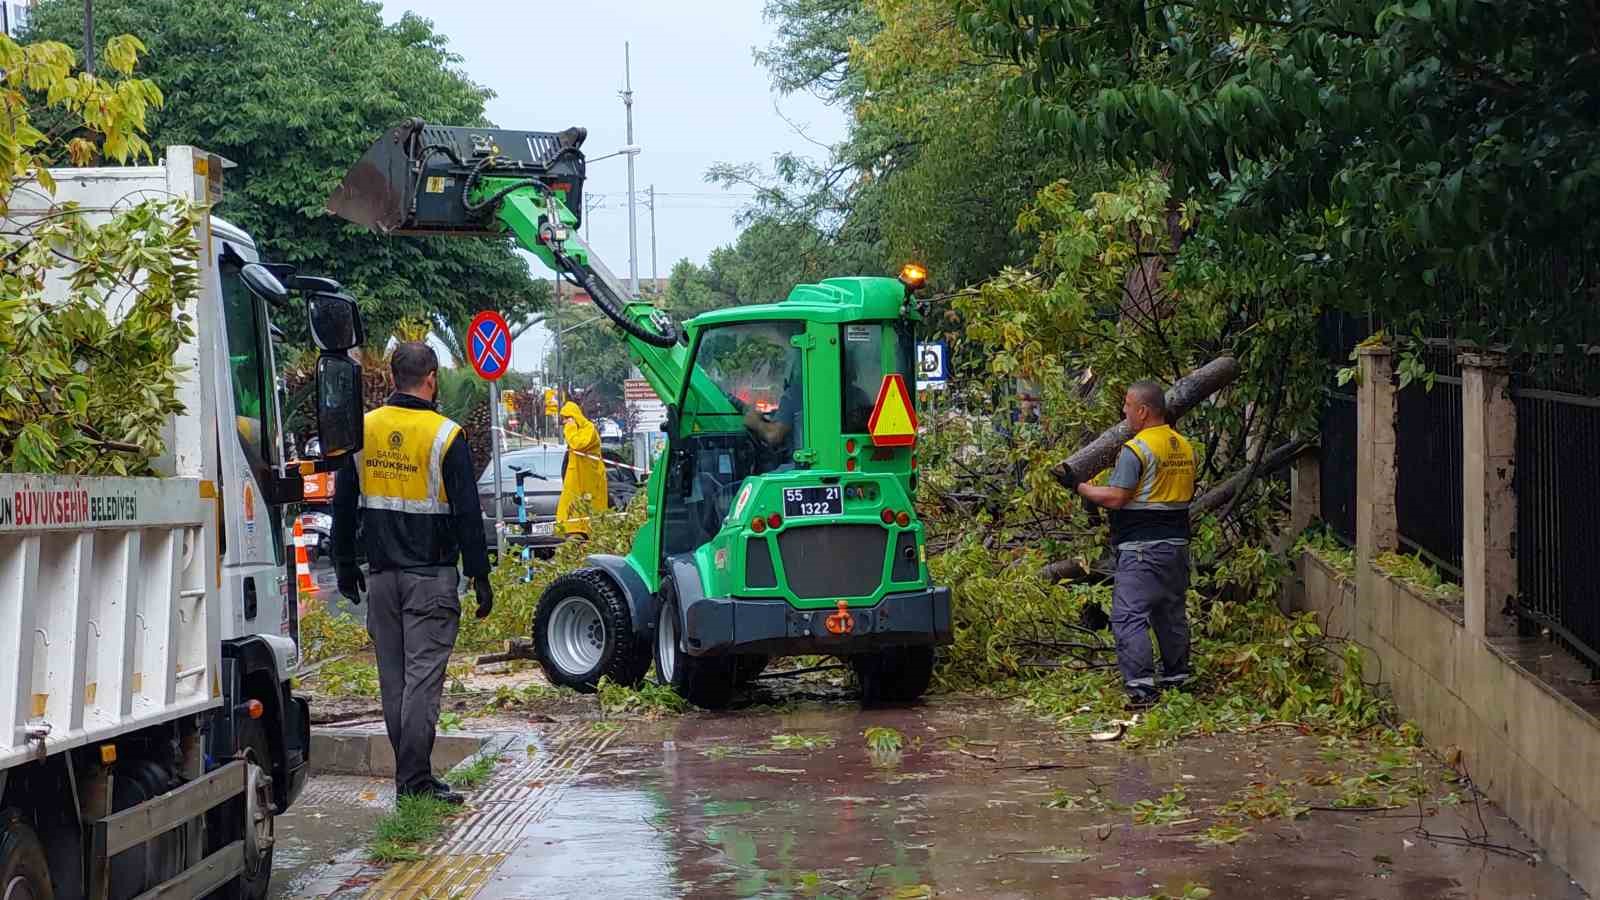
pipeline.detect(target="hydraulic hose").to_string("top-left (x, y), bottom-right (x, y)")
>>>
top-left (554, 250), bottom-right (680, 348)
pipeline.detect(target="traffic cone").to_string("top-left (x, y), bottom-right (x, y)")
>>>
top-left (293, 517), bottom-right (315, 598)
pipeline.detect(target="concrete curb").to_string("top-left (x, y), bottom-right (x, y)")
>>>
top-left (311, 726), bottom-right (488, 777)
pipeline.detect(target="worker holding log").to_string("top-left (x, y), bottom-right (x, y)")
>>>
top-left (1069, 381), bottom-right (1196, 708)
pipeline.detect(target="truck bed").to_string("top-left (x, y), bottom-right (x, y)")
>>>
top-left (0, 474), bottom-right (219, 769)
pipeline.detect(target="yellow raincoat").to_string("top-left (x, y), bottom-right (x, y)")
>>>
top-left (556, 401), bottom-right (609, 536)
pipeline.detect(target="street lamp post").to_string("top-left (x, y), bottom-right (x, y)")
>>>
top-left (623, 42), bottom-right (640, 300)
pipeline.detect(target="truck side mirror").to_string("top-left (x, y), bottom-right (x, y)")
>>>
top-left (316, 354), bottom-right (364, 457)
top-left (240, 262), bottom-right (290, 307)
top-left (307, 292), bottom-right (365, 352)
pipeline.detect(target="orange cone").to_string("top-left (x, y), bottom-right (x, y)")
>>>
top-left (293, 516), bottom-right (315, 597)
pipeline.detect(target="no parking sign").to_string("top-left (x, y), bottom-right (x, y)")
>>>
top-left (469, 310), bottom-right (511, 381)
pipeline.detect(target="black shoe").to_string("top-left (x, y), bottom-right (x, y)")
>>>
top-left (400, 783), bottom-right (465, 805)
top-left (1125, 689), bottom-right (1159, 710)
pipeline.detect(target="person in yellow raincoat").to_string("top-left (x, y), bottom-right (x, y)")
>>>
top-left (556, 401), bottom-right (609, 537)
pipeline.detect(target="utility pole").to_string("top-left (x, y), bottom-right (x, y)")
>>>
top-left (623, 42), bottom-right (640, 300)
top-left (83, 0), bottom-right (94, 74)
top-left (649, 184), bottom-right (658, 301)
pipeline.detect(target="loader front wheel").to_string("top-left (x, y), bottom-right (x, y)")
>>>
top-left (534, 570), bottom-right (648, 691)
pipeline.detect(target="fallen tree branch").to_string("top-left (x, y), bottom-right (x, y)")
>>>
top-left (1053, 356), bottom-right (1240, 488)
top-left (1189, 439), bottom-right (1309, 518)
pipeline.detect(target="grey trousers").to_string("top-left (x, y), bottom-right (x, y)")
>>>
top-left (1111, 542), bottom-right (1192, 693)
top-left (366, 566), bottom-right (461, 793)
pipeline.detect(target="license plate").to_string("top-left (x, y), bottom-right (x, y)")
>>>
top-left (529, 521), bottom-right (555, 536)
top-left (783, 486), bottom-right (842, 518)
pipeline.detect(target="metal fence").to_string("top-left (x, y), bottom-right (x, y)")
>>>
top-left (1513, 353), bottom-right (1600, 673)
top-left (1395, 345), bottom-right (1464, 579)
top-left (1314, 310), bottom-right (1371, 545)
top-left (1318, 385), bottom-right (1358, 544)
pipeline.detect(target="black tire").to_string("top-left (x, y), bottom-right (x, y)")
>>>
top-left (207, 718), bottom-right (274, 900)
top-left (0, 810), bottom-right (53, 900)
top-left (533, 569), bottom-right (649, 692)
top-left (852, 646), bottom-right (936, 706)
top-left (733, 654), bottom-right (770, 687)
top-left (123, 760), bottom-right (183, 891)
top-left (653, 585), bottom-right (737, 710)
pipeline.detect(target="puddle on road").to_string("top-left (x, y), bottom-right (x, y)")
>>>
top-left (528, 699), bottom-right (1585, 900)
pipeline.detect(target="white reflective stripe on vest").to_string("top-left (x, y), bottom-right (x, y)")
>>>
top-left (1129, 437), bottom-right (1161, 502)
top-left (360, 494), bottom-right (453, 515)
top-left (425, 418), bottom-right (459, 509)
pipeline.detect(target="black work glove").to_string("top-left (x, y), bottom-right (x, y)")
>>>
top-left (473, 575), bottom-right (494, 620)
top-left (1060, 464), bottom-right (1081, 493)
top-left (336, 564), bottom-right (365, 604)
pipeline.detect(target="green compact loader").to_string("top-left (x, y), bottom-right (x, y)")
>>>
top-left (329, 119), bottom-right (951, 708)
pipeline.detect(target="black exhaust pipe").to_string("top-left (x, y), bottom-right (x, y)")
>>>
top-left (327, 118), bottom-right (588, 236)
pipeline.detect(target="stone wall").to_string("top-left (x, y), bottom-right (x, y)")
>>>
top-left (1292, 343), bottom-right (1600, 893)
top-left (1291, 552), bottom-right (1600, 892)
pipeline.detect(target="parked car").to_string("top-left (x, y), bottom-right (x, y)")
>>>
top-left (478, 445), bottom-right (641, 553)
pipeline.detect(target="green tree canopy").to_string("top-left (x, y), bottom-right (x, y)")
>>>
top-left (25, 0), bottom-right (549, 349)
top-left (956, 0), bottom-right (1600, 347)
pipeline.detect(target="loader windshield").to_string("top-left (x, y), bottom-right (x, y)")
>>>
top-left (690, 321), bottom-right (805, 457)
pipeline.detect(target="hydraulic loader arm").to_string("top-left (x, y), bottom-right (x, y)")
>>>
top-left (488, 182), bottom-right (689, 403)
top-left (325, 119), bottom-right (691, 402)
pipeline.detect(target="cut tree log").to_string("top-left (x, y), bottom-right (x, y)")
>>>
top-left (1052, 356), bottom-right (1240, 487)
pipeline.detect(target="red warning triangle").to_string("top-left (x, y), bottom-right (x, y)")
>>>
top-left (867, 374), bottom-right (919, 447)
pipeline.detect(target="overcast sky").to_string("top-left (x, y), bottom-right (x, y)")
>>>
top-left (378, 1), bottom-right (848, 374)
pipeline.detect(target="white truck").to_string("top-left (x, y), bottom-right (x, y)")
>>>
top-left (0, 147), bottom-right (366, 898)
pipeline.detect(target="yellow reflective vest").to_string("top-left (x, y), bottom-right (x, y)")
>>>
top-left (332, 394), bottom-right (490, 577)
top-left (1108, 424), bottom-right (1196, 546)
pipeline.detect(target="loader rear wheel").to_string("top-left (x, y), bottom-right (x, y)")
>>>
top-left (0, 810), bottom-right (53, 900)
top-left (853, 646), bottom-right (935, 706)
top-left (654, 592), bottom-right (736, 710)
top-left (534, 570), bottom-right (649, 691)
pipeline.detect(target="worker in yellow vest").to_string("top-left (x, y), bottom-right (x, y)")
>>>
top-left (557, 400), bottom-right (609, 537)
top-left (331, 343), bottom-right (492, 804)
top-left (1071, 380), bottom-right (1196, 709)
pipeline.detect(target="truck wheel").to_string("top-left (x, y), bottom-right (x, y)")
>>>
top-left (208, 718), bottom-right (275, 900)
top-left (533, 570), bottom-right (648, 692)
top-left (0, 811), bottom-right (52, 900)
top-left (852, 646), bottom-right (936, 706)
top-left (654, 591), bottom-right (736, 710)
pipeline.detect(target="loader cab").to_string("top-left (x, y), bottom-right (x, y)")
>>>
top-left (653, 276), bottom-right (922, 564)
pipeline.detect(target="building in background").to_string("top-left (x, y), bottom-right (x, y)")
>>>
top-left (2, 1), bottom-right (32, 36)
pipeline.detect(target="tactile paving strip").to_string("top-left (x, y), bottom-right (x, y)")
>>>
top-left (359, 722), bottom-right (619, 899)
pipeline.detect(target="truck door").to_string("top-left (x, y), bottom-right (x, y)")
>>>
top-left (217, 239), bottom-right (290, 642)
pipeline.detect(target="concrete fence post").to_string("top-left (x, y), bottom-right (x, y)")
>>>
top-left (1460, 351), bottom-right (1517, 638)
top-left (1356, 345), bottom-right (1399, 576)
top-left (1289, 447), bottom-right (1321, 535)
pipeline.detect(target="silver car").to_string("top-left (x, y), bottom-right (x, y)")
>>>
top-left (479, 445), bottom-right (566, 550)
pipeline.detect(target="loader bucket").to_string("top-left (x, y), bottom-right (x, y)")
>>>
top-left (327, 118), bottom-right (588, 236)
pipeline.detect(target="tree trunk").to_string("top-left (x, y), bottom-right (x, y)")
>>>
top-left (1052, 356), bottom-right (1240, 487)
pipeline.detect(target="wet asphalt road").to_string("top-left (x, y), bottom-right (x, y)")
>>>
top-left (273, 697), bottom-right (1588, 899)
